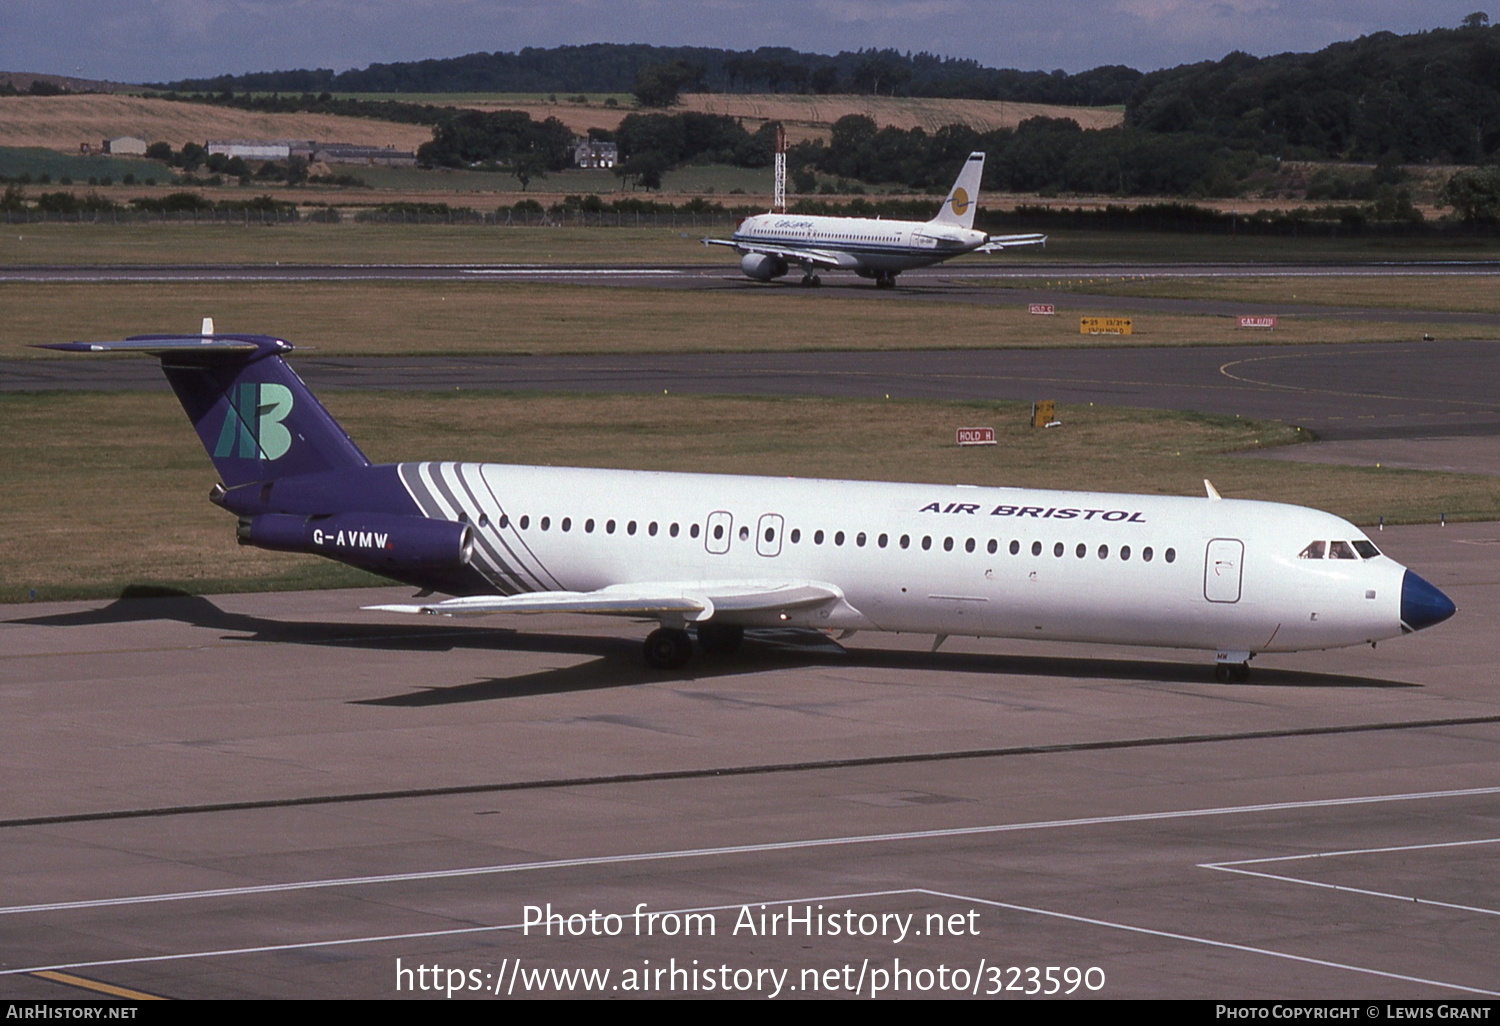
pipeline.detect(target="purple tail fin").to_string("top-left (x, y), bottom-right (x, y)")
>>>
top-left (43, 334), bottom-right (368, 488)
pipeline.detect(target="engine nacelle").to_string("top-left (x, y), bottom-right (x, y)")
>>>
top-left (238, 512), bottom-right (474, 570)
top-left (740, 253), bottom-right (789, 281)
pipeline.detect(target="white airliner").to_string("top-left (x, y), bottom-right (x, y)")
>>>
top-left (703, 152), bottom-right (1045, 287)
top-left (49, 334), bottom-right (1455, 683)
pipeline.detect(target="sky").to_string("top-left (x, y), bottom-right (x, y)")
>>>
top-left (1, 1), bottom-right (1492, 85)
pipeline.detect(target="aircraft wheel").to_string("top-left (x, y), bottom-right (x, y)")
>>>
top-left (875, 274), bottom-right (896, 289)
top-left (643, 627), bottom-right (693, 670)
top-left (811, 274), bottom-right (821, 287)
top-left (1214, 662), bottom-right (1250, 684)
top-left (696, 622), bottom-right (744, 656)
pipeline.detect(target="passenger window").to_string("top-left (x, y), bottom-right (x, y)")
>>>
top-left (1120, 545), bottom-right (1130, 561)
top-left (987, 539), bottom-right (997, 554)
top-left (520, 515), bottom-right (530, 529)
top-left (1054, 542), bottom-right (1064, 557)
top-left (1353, 540), bottom-right (1380, 559)
top-left (878, 533), bottom-right (888, 548)
top-left (649, 522), bottom-right (658, 536)
top-left (790, 528), bottom-right (801, 543)
top-left (764, 526), bottom-right (775, 543)
top-left (1143, 547), bottom-right (1153, 562)
top-left (1329, 541), bottom-right (1357, 559)
top-left (1031, 541), bottom-right (1042, 556)
top-left (1010, 540), bottom-right (1020, 555)
top-left (690, 524), bottom-right (700, 539)
top-left (670, 523), bottom-right (679, 538)
top-left (628, 521), bottom-right (638, 536)
top-left (900, 535), bottom-right (910, 549)
top-left (1075, 543), bottom-right (1086, 558)
top-left (965, 538), bottom-right (975, 553)
top-left (856, 532), bottom-right (866, 547)
top-left (834, 531), bottom-right (845, 545)
top-left (585, 518), bottom-right (594, 533)
top-left (922, 536), bottom-right (933, 551)
top-left (1098, 545), bottom-right (1108, 559)
top-left (739, 526), bottom-right (750, 541)
top-left (541, 517), bottom-right (551, 531)
top-left (943, 537), bottom-right (954, 552)
top-left (713, 524), bottom-right (724, 540)
top-left (1165, 548), bottom-right (1176, 563)
top-left (499, 514), bottom-right (510, 529)
top-left (561, 517), bottom-right (571, 532)
top-left (814, 529), bottom-right (825, 544)
top-left (606, 519), bottom-right (616, 534)
top-left (1299, 541), bottom-right (1326, 559)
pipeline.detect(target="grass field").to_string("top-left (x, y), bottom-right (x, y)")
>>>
top-left (4, 390), bottom-right (1492, 602)
top-left (1035, 274), bottom-right (1500, 314)
top-left (4, 280), bottom-right (1488, 360)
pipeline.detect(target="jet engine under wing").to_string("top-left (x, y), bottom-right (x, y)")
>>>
top-left (975, 233), bottom-right (1047, 252)
top-left (366, 580), bottom-right (848, 622)
top-left (701, 238), bottom-right (861, 270)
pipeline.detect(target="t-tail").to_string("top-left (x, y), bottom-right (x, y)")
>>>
top-left (928, 151), bottom-right (985, 231)
top-left (41, 333), bottom-right (482, 594)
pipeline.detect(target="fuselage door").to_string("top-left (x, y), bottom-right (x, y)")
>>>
top-left (756, 513), bottom-right (784, 557)
top-left (705, 510), bottom-right (733, 555)
top-left (1204, 538), bottom-right (1245, 603)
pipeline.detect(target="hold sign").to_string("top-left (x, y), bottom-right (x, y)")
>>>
top-left (1080, 317), bottom-right (1132, 335)
top-left (1028, 303), bottom-right (1056, 315)
top-left (1237, 315), bottom-right (1278, 329)
top-left (956, 427), bottom-right (997, 446)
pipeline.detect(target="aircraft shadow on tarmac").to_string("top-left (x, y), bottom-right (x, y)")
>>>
top-left (10, 588), bottom-right (1418, 702)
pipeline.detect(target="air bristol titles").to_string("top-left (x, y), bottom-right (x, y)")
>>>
top-left (49, 333), bottom-right (1455, 680)
top-left (704, 152), bottom-right (1045, 287)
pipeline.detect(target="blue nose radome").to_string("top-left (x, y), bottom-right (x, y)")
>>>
top-left (1401, 570), bottom-right (1456, 632)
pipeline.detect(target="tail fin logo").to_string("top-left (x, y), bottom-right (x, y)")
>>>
top-left (213, 382), bottom-right (295, 461)
top-left (949, 187), bottom-right (971, 216)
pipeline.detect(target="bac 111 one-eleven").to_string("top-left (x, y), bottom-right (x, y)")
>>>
top-left (47, 332), bottom-right (1454, 681)
top-left (703, 152), bottom-right (1045, 287)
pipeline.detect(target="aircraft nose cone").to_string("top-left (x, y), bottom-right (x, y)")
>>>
top-left (1401, 570), bottom-right (1456, 632)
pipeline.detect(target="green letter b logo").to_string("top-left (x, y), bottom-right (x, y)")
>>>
top-left (213, 382), bottom-right (295, 460)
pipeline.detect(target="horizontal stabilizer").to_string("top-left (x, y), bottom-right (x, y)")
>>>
top-left (366, 580), bottom-right (845, 622)
top-left (38, 336), bottom-right (269, 357)
top-left (976, 233), bottom-right (1047, 252)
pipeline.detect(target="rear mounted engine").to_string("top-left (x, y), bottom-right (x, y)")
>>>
top-left (237, 512), bottom-right (474, 570)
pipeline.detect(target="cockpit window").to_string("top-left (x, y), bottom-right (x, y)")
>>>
top-left (1298, 541), bottom-right (1326, 559)
top-left (1328, 540), bottom-right (1357, 559)
top-left (1353, 540), bottom-right (1381, 559)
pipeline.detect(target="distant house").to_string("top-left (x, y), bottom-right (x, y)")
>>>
top-left (102, 136), bottom-right (147, 156)
top-left (206, 139), bottom-right (302, 161)
top-left (575, 140), bottom-right (618, 169)
top-left (307, 143), bottom-right (417, 167)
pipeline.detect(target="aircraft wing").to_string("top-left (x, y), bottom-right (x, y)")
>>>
top-left (366, 580), bottom-right (845, 621)
top-left (976, 233), bottom-right (1047, 252)
top-left (701, 238), bottom-right (858, 270)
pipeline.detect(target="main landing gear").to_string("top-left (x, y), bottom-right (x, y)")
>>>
top-left (1213, 651), bottom-right (1253, 683)
top-left (641, 622), bottom-right (745, 669)
top-left (874, 272), bottom-right (897, 289)
top-left (799, 273), bottom-right (822, 287)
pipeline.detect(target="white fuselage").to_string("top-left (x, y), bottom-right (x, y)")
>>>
top-left (398, 461), bottom-right (1411, 656)
top-left (732, 214), bottom-right (990, 273)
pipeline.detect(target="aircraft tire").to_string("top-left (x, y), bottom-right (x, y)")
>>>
top-left (1214, 662), bottom-right (1250, 684)
top-left (696, 622), bottom-right (744, 656)
top-left (644, 627), bottom-right (693, 669)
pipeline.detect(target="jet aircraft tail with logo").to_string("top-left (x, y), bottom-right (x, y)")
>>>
top-left (47, 333), bottom-right (369, 490)
top-left (928, 151), bottom-right (985, 230)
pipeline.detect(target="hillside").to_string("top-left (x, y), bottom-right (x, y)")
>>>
top-left (446, 93), bottom-right (1122, 144)
top-left (0, 94), bottom-right (433, 154)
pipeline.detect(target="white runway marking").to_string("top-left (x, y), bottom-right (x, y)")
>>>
top-left (1202, 837), bottom-right (1500, 918)
top-left (6, 785), bottom-right (1498, 916)
top-left (9, 883), bottom-right (1496, 996)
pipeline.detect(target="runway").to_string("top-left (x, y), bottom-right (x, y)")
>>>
top-left (11, 338), bottom-right (1500, 441)
top-left (5, 255), bottom-right (1499, 1000)
top-left (2, 523), bottom-right (1495, 999)
top-left (5, 259), bottom-right (1500, 326)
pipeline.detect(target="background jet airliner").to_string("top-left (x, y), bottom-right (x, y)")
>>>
top-left (704, 152), bottom-right (1045, 287)
top-left (49, 334), bottom-right (1454, 681)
